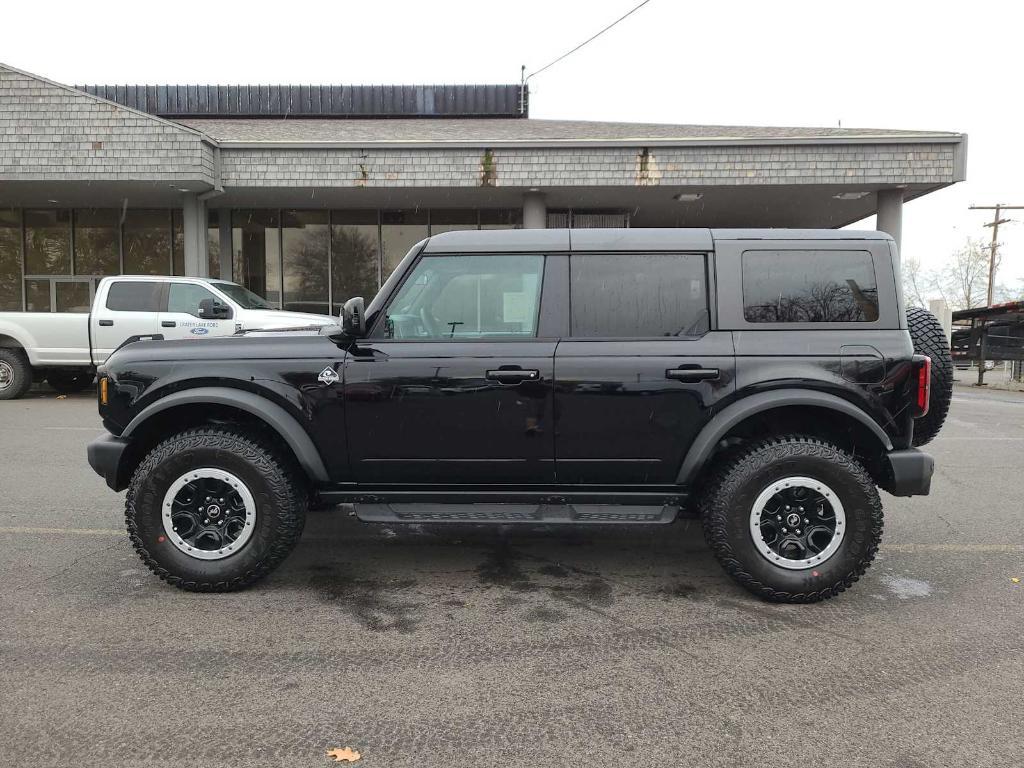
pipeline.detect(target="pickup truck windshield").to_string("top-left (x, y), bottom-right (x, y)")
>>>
top-left (210, 281), bottom-right (276, 310)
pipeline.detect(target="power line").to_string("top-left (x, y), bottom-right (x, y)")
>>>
top-left (969, 203), bottom-right (1024, 306)
top-left (520, 0), bottom-right (654, 110)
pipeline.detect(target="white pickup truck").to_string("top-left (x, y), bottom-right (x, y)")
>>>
top-left (0, 275), bottom-right (335, 400)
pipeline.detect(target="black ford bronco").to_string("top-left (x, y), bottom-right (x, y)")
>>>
top-left (87, 228), bottom-right (952, 602)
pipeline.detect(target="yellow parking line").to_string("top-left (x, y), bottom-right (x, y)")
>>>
top-left (0, 526), bottom-right (123, 536)
top-left (887, 543), bottom-right (1024, 553)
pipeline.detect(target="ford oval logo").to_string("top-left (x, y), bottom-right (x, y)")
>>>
top-left (190, 327), bottom-right (210, 336)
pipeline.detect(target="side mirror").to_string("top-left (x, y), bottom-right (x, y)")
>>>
top-left (199, 298), bottom-right (231, 319)
top-left (342, 297), bottom-right (366, 337)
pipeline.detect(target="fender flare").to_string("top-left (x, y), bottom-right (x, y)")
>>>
top-left (676, 389), bottom-right (893, 485)
top-left (122, 386), bottom-right (330, 482)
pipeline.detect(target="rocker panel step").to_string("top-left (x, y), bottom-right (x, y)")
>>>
top-left (353, 503), bottom-right (680, 524)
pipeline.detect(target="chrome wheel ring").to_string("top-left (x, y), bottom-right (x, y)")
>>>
top-left (0, 360), bottom-right (14, 391)
top-left (162, 468), bottom-right (257, 560)
top-left (749, 476), bottom-right (846, 570)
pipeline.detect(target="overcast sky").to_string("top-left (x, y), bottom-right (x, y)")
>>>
top-left (3, 0), bottom-right (1021, 287)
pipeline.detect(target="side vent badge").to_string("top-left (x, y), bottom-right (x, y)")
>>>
top-left (318, 367), bottom-right (340, 386)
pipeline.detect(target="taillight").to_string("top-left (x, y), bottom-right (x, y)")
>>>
top-left (914, 356), bottom-right (931, 417)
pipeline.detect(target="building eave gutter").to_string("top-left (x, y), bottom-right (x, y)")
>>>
top-left (212, 134), bottom-right (966, 151)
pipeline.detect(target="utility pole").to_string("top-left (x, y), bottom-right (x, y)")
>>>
top-left (968, 204), bottom-right (1023, 386)
top-left (969, 204), bottom-right (1024, 307)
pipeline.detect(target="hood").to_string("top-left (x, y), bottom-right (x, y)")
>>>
top-left (238, 309), bottom-right (336, 329)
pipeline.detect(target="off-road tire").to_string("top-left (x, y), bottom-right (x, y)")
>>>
top-left (907, 306), bottom-right (953, 446)
top-left (46, 370), bottom-right (94, 395)
top-left (0, 348), bottom-right (32, 401)
top-left (125, 426), bottom-right (306, 592)
top-left (700, 436), bottom-right (883, 603)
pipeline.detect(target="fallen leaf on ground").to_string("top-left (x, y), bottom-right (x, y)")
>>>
top-left (56, 395), bottom-right (67, 400)
top-left (327, 747), bottom-right (361, 763)
top-left (1012, 578), bottom-right (1021, 584)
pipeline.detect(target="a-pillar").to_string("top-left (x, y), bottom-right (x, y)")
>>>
top-left (182, 194), bottom-right (209, 277)
top-left (876, 188), bottom-right (904, 254)
top-left (523, 191), bottom-right (547, 229)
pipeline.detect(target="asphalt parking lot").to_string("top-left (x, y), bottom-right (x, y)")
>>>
top-left (2, 387), bottom-right (1022, 768)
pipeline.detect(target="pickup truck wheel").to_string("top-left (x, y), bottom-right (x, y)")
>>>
top-left (0, 348), bottom-right (32, 401)
top-left (125, 427), bottom-right (306, 592)
top-left (700, 436), bottom-right (883, 603)
top-left (46, 370), bottom-right (94, 395)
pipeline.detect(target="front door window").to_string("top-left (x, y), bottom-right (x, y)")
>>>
top-left (379, 254), bottom-right (544, 340)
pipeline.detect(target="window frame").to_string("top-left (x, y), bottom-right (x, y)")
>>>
top-left (104, 279), bottom-right (165, 313)
top-left (740, 248), bottom-right (879, 325)
top-left (367, 252), bottom-right (555, 343)
top-left (565, 251), bottom-right (714, 341)
top-left (714, 239), bottom-right (899, 331)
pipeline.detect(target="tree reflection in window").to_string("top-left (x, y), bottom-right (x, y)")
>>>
top-left (742, 250), bottom-right (879, 323)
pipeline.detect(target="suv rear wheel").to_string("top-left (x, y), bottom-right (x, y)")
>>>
top-left (125, 426), bottom-right (306, 591)
top-left (700, 436), bottom-right (883, 603)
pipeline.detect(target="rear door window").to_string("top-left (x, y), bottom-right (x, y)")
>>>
top-left (569, 253), bottom-right (709, 337)
top-left (105, 281), bottom-right (163, 312)
top-left (742, 249), bottom-right (878, 323)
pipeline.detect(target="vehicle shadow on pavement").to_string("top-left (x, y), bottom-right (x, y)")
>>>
top-left (267, 506), bottom-right (734, 633)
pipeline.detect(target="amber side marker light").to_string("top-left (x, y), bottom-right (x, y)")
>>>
top-left (99, 377), bottom-right (109, 405)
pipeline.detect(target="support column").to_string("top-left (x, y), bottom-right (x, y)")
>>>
top-left (182, 194), bottom-right (209, 277)
top-left (523, 191), bottom-right (547, 229)
top-left (218, 211), bottom-right (232, 280)
top-left (876, 188), bottom-right (904, 254)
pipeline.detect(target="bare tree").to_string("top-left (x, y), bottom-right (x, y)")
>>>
top-left (901, 256), bottom-right (929, 309)
top-left (936, 238), bottom-right (990, 311)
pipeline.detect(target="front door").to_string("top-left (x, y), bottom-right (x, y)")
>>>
top-left (343, 252), bottom-right (555, 484)
top-left (554, 252), bottom-right (735, 485)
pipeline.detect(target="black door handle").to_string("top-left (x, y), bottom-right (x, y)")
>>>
top-left (486, 368), bottom-right (540, 384)
top-left (161, 321), bottom-right (176, 328)
top-left (98, 319), bottom-right (113, 327)
top-left (666, 367), bottom-right (720, 382)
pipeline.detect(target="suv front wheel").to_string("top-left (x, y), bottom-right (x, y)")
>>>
top-left (125, 427), bottom-right (306, 591)
top-left (700, 436), bottom-right (883, 603)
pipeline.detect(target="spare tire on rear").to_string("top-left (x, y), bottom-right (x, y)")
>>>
top-left (907, 306), bottom-right (953, 446)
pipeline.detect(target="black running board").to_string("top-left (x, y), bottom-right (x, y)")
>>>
top-left (352, 503), bottom-right (680, 525)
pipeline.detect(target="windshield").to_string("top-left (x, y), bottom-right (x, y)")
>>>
top-left (210, 281), bottom-right (276, 310)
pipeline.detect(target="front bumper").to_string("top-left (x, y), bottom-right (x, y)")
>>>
top-left (884, 448), bottom-right (934, 497)
top-left (87, 434), bottom-right (130, 491)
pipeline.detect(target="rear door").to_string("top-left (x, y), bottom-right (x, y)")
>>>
top-left (90, 279), bottom-right (162, 362)
top-left (159, 282), bottom-right (237, 341)
top-left (554, 251), bottom-right (735, 485)
top-left (343, 252), bottom-right (557, 484)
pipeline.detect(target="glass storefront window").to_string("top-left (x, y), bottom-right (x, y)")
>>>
top-left (282, 210), bottom-right (329, 314)
top-left (331, 211), bottom-right (380, 313)
top-left (74, 209), bottom-right (119, 276)
top-left (480, 209), bottom-right (523, 229)
top-left (429, 209), bottom-right (478, 235)
top-left (0, 210), bottom-right (21, 310)
top-left (55, 281), bottom-right (91, 313)
top-left (381, 210), bottom-right (428, 282)
top-left (232, 210), bottom-right (281, 306)
top-left (25, 279), bottom-right (50, 312)
top-left (25, 209), bottom-right (71, 275)
top-left (208, 210), bottom-right (221, 279)
top-left (123, 210), bottom-right (172, 275)
top-left (171, 210), bottom-right (185, 276)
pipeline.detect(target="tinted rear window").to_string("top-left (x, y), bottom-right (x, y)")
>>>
top-left (105, 281), bottom-right (163, 312)
top-left (742, 250), bottom-right (878, 323)
top-left (570, 253), bottom-right (708, 337)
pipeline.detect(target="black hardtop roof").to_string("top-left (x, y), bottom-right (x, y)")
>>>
top-left (422, 228), bottom-right (892, 253)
